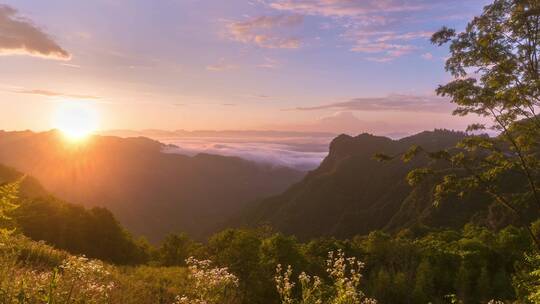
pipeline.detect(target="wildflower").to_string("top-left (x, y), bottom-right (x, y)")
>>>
top-left (275, 250), bottom-right (376, 304)
top-left (175, 257), bottom-right (239, 304)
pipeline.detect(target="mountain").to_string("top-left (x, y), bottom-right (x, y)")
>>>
top-left (0, 130), bottom-right (304, 241)
top-left (0, 164), bottom-right (148, 264)
top-left (241, 129), bottom-right (499, 239)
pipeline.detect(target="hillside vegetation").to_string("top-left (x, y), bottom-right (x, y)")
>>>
top-left (1, 163), bottom-right (540, 303)
top-left (242, 130), bottom-right (504, 239)
top-left (0, 164), bottom-right (148, 265)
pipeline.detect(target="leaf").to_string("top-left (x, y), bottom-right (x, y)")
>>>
top-left (427, 150), bottom-right (451, 161)
top-left (406, 168), bottom-right (434, 186)
top-left (0, 177), bottom-right (24, 235)
top-left (373, 153), bottom-right (393, 162)
top-left (402, 145), bottom-right (423, 163)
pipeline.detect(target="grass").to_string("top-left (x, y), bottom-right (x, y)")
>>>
top-left (0, 234), bottom-right (192, 304)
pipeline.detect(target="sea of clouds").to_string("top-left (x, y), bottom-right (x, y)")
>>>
top-left (159, 135), bottom-right (333, 171)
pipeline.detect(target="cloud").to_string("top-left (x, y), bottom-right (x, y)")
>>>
top-left (228, 14), bottom-right (303, 49)
top-left (256, 57), bottom-right (280, 69)
top-left (266, 1), bottom-right (461, 61)
top-left (253, 94), bottom-right (271, 98)
top-left (206, 59), bottom-right (239, 71)
top-left (0, 4), bottom-right (70, 60)
top-left (269, 0), bottom-right (430, 17)
top-left (287, 94), bottom-right (454, 113)
top-left (161, 135), bottom-right (332, 170)
top-left (347, 30), bottom-right (432, 61)
top-left (261, 111), bottom-right (412, 136)
top-left (13, 89), bottom-right (99, 100)
top-left (60, 62), bottom-right (81, 68)
top-left (315, 111), bottom-right (391, 133)
top-left (421, 52), bottom-right (433, 60)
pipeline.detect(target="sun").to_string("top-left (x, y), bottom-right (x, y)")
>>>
top-left (52, 101), bottom-right (99, 141)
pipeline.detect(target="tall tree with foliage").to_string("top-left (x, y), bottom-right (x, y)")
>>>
top-left (378, 0), bottom-right (540, 250)
top-left (158, 233), bottom-right (202, 266)
top-left (0, 179), bottom-right (22, 235)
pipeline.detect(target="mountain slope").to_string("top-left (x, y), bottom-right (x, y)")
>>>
top-left (0, 164), bottom-right (147, 264)
top-left (242, 130), bottom-right (497, 239)
top-left (0, 130), bottom-right (304, 241)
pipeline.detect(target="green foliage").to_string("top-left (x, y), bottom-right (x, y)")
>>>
top-left (0, 222), bottom-right (534, 304)
top-left (158, 233), bottom-right (203, 267)
top-left (13, 197), bottom-right (150, 265)
top-left (0, 165), bottom-right (150, 265)
top-left (514, 253), bottom-right (540, 304)
top-left (200, 226), bottom-right (532, 303)
top-left (0, 234), bottom-right (193, 304)
top-left (402, 145), bottom-right (423, 163)
top-left (423, 0), bottom-right (540, 250)
top-left (0, 178), bottom-right (22, 235)
top-left (413, 259), bottom-right (435, 303)
top-left (207, 228), bottom-right (267, 303)
top-left (406, 168), bottom-right (435, 186)
top-left (381, 2), bottom-right (540, 270)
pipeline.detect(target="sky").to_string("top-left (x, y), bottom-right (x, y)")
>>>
top-left (0, 0), bottom-right (492, 135)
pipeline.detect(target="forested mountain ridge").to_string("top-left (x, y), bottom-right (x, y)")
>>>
top-left (0, 164), bottom-right (148, 264)
top-left (242, 129), bottom-right (502, 239)
top-left (0, 130), bottom-right (304, 241)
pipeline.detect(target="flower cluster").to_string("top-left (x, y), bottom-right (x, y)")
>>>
top-left (1, 253), bottom-right (116, 304)
top-left (275, 264), bottom-right (297, 304)
top-left (59, 255), bottom-right (115, 301)
top-left (175, 257), bottom-right (239, 304)
top-left (275, 250), bottom-right (377, 304)
top-left (326, 250), bottom-right (366, 304)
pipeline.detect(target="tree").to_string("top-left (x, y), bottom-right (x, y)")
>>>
top-left (378, 0), bottom-right (540, 250)
top-left (0, 178), bottom-right (22, 235)
top-left (513, 253), bottom-right (540, 303)
top-left (207, 229), bottom-right (265, 303)
top-left (413, 259), bottom-right (435, 303)
top-left (455, 260), bottom-right (473, 302)
top-left (158, 233), bottom-right (201, 266)
top-left (371, 268), bottom-right (392, 303)
top-left (477, 265), bottom-right (492, 301)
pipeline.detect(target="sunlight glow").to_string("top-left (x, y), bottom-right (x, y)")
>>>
top-left (52, 101), bottom-right (99, 141)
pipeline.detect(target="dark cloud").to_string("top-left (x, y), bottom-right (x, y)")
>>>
top-left (0, 4), bottom-right (70, 59)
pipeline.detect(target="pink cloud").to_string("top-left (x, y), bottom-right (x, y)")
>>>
top-left (267, 1), bottom-right (442, 61)
top-left (228, 15), bottom-right (303, 49)
top-left (421, 52), bottom-right (434, 60)
top-left (0, 4), bottom-right (70, 60)
top-left (206, 58), bottom-right (239, 72)
top-left (346, 31), bottom-right (432, 61)
top-left (270, 0), bottom-right (429, 17)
